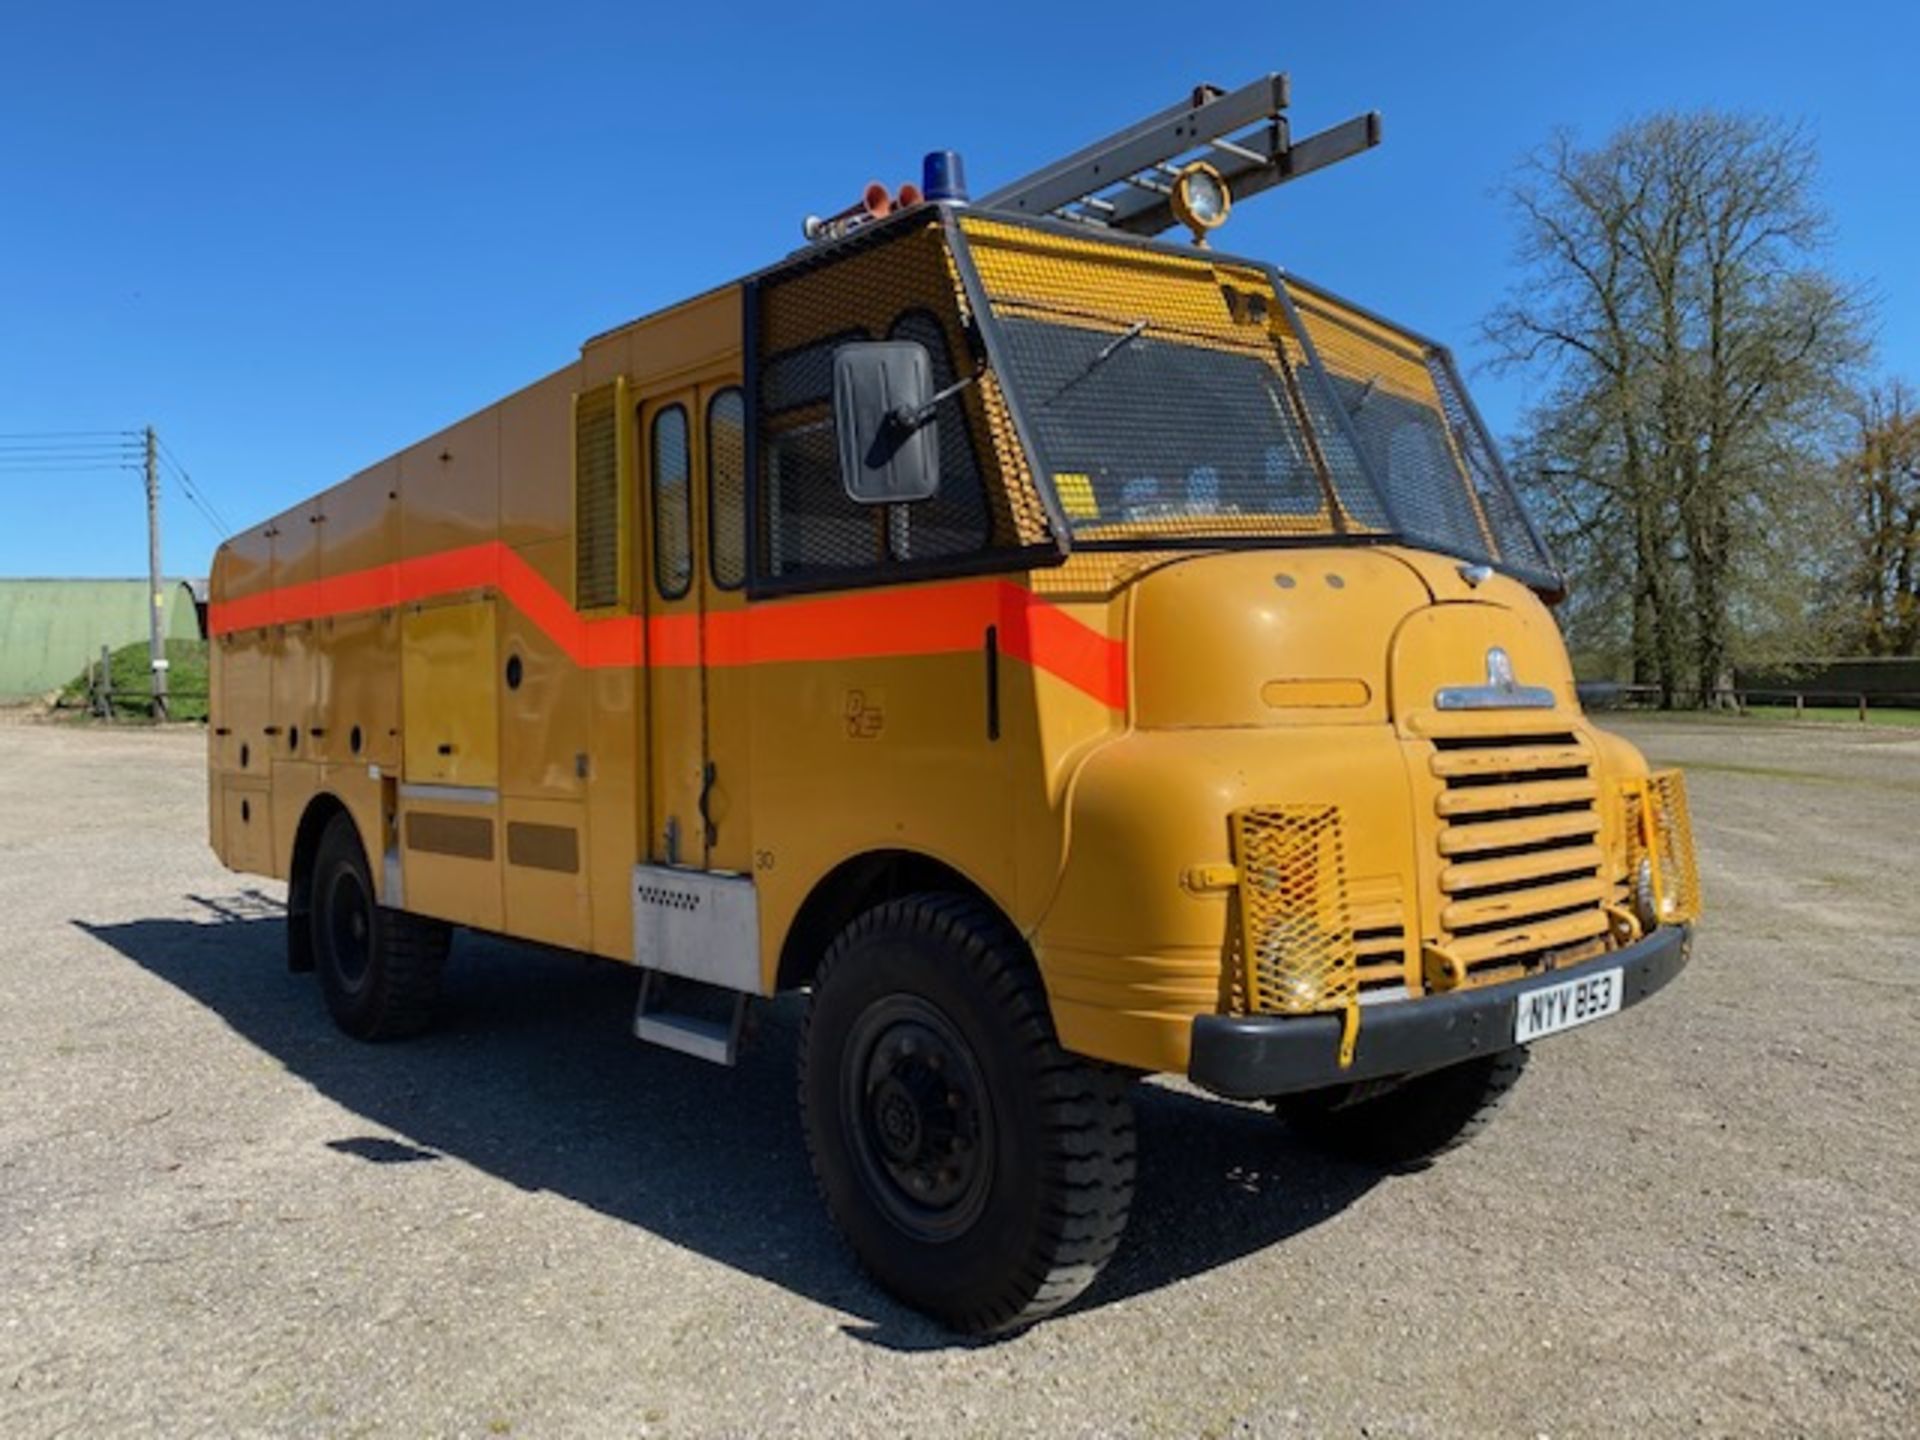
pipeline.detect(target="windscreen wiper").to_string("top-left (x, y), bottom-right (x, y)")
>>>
top-left (1038, 318), bottom-right (1149, 409)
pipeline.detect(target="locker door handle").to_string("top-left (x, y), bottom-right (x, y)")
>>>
top-left (698, 761), bottom-right (718, 847)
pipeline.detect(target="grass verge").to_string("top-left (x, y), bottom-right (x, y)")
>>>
top-left (59, 638), bottom-right (209, 722)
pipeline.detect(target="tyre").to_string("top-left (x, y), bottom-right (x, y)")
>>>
top-left (308, 810), bottom-right (450, 1041)
top-left (1274, 1047), bottom-right (1530, 1170)
top-left (799, 894), bottom-right (1136, 1335)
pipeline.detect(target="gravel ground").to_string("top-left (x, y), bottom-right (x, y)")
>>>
top-left (1, 712), bottom-right (1915, 1438)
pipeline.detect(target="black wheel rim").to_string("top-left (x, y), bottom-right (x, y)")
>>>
top-left (841, 995), bottom-right (994, 1243)
top-left (322, 864), bottom-right (374, 992)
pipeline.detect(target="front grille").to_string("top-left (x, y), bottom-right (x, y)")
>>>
top-left (1430, 729), bottom-right (1610, 982)
top-left (1349, 875), bottom-right (1412, 1000)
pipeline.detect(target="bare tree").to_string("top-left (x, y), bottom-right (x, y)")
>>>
top-left (1840, 381), bottom-right (1920, 654)
top-left (1487, 114), bottom-right (1871, 704)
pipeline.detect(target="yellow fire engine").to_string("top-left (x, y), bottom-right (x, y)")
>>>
top-left (207, 75), bottom-right (1700, 1333)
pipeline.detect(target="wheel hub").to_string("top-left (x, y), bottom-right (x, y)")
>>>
top-left (323, 867), bottom-right (374, 989)
top-left (842, 1000), bottom-right (994, 1241)
top-left (873, 1076), bottom-right (924, 1161)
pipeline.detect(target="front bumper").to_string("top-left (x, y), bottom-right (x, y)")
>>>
top-left (1188, 923), bottom-right (1692, 1099)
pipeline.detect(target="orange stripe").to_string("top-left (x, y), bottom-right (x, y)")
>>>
top-left (209, 540), bottom-right (1127, 708)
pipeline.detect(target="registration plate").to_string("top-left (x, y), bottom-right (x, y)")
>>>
top-left (1513, 967), bottom-right (1623, 1044)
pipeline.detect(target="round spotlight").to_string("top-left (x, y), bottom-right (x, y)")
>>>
top-left (1171, 162), bottom-right (1232, 244)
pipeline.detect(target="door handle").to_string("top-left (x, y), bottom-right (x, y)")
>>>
top-left (697, 761), bottom-right (718, 847)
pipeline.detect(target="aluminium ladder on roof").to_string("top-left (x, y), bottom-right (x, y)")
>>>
top-left (975, 73), bottom-right (1381, 238)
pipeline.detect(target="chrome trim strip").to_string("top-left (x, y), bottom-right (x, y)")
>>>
top-left (1434, 683), bottom-right (1558, 711)
top-left (397, 782), bottom-right (499, 806)
top-left (1436, 645), bottom-right (1558, 711)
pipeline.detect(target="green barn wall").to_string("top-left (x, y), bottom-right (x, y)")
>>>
top-left (0, 579), bottom-right (203, 699)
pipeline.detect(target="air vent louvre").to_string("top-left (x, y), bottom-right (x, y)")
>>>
top-left (574, 385), bottom-right (620, 609)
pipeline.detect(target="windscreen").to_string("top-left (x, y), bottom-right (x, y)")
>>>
top-left (1288, 284), bottom-right (1556, 581)
top-left (958, 216), bottom-right (1557, 586)
top-left (996, 315), bottom-right (1335, 532)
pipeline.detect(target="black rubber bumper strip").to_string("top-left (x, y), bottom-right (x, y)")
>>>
top-left (1188, 923), bottom-right (1692, 1100)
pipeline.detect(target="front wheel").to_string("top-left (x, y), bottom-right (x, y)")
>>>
top-left (1273, 1047), bottom-right (1530, 1170)
top-left (799, 894), bottom-right (1136, 1335)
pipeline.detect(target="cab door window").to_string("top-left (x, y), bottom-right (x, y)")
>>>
top-left (706, 388), bottom-right (747, 590)
top-left (651, 405), bottom-right (692, 600)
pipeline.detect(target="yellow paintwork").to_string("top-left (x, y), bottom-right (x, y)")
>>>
top-left (402, 603), bottom-right (500, 786)
top-left (206, 218), bottom-right (1696, 1081)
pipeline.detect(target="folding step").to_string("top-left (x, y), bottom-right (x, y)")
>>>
top-left (633, 969), bottom-right (749, 1066)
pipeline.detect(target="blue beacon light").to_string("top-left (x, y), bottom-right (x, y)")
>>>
top-left (921, 150), bottom-right (969, 204)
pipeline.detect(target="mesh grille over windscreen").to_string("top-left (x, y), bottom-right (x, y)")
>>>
top-left (957, 215), bottom-right (1557, 586)
top-left (1285, 284), bottom-right (1557, 584)
top-left (961, 217), bottom-right (1389, 542)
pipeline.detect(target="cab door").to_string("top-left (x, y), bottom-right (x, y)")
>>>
top-left (638, 379), bottom-right (747, 872)
top-left (697, 384), bottom-right (752, 874)
top-left (639, 388), bottom-right (702, 867)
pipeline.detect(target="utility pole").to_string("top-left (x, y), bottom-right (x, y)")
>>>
top-left (145, 425), bottom-right (168, 721)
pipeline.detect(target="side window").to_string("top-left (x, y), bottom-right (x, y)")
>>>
top-left (750, 221), bottom-right (1021, 589)
top-left (760, 333), bottom-right (874, 579)
top-left (650, 405), bottom-right (692, 600)
top-left (707, 388), bottom-right (746, 590)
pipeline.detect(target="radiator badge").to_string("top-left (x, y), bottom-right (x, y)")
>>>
top-left (1434, 645), bottom-right (1557, 711)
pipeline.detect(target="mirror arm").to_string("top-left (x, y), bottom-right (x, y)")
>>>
top-left (886, 370), bottom-right (981, 437)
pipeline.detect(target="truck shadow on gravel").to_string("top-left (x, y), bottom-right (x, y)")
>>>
top-left (78, 906), bottom-right (1383, 1351)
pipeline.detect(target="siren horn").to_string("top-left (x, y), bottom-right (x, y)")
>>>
top-left (801, 181), bottom-right (897, 243)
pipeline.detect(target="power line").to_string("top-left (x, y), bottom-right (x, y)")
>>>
top-left (0, 447), bottom-right (143, 460)
top-left (0, 454), bottom-right (142, 463)
top-left (0, 426), bottom-right (233, 542)
top-left (0, 441), bottom-right (141, 450)
top-left (0, 429), bottom-right (139, 441)
top-left (0, 461), bottom-right (144, 473)
top-left (156, 435), bottom-right (229, 527)
top-left (0, 432), bottom-right (144, 470)
top-left (155, 434), bottom-right (233, 537)
top-left (169, 473), bottom-right (231, 540)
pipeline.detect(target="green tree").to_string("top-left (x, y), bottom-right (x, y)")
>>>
top-left (1487, 113), bottom-right (1870, 703)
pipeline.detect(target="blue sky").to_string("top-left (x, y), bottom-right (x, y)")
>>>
top-left (2, 1), bottom-right (1915, 579)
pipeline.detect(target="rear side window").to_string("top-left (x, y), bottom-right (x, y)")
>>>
top-left (650, 405), bottom-right (692, 600)
top-left (707, 388), bottom-right (746, 590)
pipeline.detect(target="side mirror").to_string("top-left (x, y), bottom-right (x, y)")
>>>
top-left (832, 341), bottom-right (942, 505)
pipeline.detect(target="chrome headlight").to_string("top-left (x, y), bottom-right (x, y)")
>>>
top-left (1634, 856), bottom-right (1658, 932)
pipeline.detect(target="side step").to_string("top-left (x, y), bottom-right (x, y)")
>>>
top-left (633, 969), bottom-right (750, 1066)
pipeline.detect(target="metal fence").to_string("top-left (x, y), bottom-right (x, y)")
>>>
top-left (1579, 682), bottom-right (1920, 721)
top-left (76, 648), bottom-right (207, 723)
